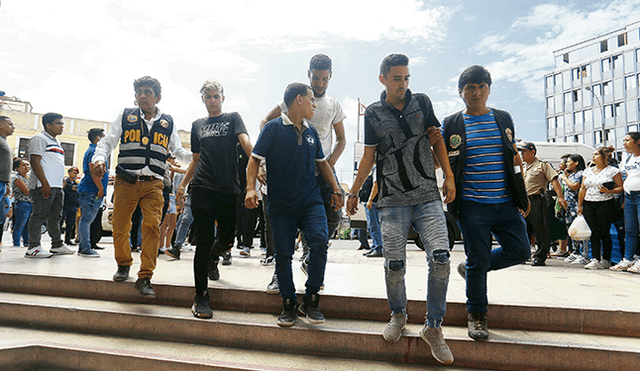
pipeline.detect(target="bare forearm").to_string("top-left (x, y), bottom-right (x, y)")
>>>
top-left (246, 157), bottom-right (261, 192)
top-left (318, 161), bottom-right (340, 192)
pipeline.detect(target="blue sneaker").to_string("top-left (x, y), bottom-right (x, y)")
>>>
top-left (78, 249), bottom-right (100, 258)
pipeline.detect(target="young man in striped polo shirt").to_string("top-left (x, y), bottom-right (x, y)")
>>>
top-left (443, 65), bottom-right (530, 341)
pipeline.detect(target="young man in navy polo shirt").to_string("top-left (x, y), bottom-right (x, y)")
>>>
top-left (246, 83), bottom-right (344, 327)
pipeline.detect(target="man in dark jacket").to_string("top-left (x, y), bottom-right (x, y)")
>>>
top-left (443, 65), bottom-right (530, 341)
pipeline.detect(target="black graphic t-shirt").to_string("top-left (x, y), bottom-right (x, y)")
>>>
top-left (190, 112), bottom-right (248, 194)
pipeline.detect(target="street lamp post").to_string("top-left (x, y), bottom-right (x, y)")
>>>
top-left (585, 86), bottom-right (606, 147)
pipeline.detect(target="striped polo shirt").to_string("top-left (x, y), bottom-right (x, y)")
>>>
top-left (461, 111), bottom-right (511, 203)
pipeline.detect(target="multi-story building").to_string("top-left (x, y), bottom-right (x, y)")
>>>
top-left (545, 21), bottom-right (640, 156)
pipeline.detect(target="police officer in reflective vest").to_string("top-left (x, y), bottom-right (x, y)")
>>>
top-left (92, 76), bottom-right (192, 298)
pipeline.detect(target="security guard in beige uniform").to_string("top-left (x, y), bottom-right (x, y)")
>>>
top-left (519, 142), bottom-right (567, 266)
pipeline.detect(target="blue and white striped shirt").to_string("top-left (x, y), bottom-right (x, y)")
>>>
top-left (461, 111), bottom-right (511, 203)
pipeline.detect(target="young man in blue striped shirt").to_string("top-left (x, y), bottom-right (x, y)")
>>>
top-left (443, 65), bottom-right (530, 341)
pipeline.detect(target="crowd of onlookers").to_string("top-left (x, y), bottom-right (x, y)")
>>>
top-left (524, 133), bottom-right (640, 273)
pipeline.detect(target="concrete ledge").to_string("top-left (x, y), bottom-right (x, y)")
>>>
top-left (1, 272), bottom-right (639, 338)
top-left (0, 343), bottom-right (295, 371)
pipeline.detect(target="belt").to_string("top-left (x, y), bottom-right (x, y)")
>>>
top-left (529, 194), bottom-right (544, 199)
top-left (137, 176), bottom-right (157, 182)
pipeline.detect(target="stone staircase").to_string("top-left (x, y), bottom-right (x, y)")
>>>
top-left (1, 271), bottom-right (639, 370)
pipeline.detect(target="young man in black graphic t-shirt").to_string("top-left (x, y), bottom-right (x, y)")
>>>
top-left (175, 80), bottom-right (253, 319)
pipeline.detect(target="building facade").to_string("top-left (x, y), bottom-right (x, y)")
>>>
top-left (545, 21), bottom-right (640, 156)
top-left (1, 99), bottom-right (191, 178)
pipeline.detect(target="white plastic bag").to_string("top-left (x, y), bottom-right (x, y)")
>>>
top-left (568, 215), bottom-right (591, 240)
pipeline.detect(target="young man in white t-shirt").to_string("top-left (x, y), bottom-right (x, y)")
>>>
top-left (260, 54), bottom-right (347, 291)
top-left (26, 112), bottom-right (74, 258)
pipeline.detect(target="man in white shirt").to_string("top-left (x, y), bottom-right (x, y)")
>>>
top-left (26, 113), bottom-right (74, 258)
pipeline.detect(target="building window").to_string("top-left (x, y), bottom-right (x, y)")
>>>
top-left (546, 75), bottom-right (554, 88)
top-left (627, 75), bottom-right (638, 90)
top-left (615, 102), bottom-right (625, 117)
top-left (619, 33), bottom-right (628, 47)
top-left (18, 138), bottom-right (29, 159)
top-left (602, 58), bottom-right (612, 71)
top-left (572, 68), bottom-right (580, 81)
top-left (581, 65), bottom-right (590, 78)
top-left (629, 124), bottom-right (639, 133)
top-left (547, 96), bottom-right (554, 110)
top-left (603, 81), bottom-right (612, 95)
top-left (572, 89), bottom-right (582, 103)
top-left (592, 84), bottom-right (602, 97)
top-left (601, 40), bottom-right (608, 53)
top-left (564, 92), bottom-right (572, 105)
top-left (604, 104), bottom-right (614, 118)
top-left (612, 54), bottom-right (621, 69)
top-left (548, 118), bottom-right (554, 131)
top-left (584, 108), bottom-right (592, 122)
top-left (563, 53), bottom-right (569, 63)
top-left (595, 130), bottom-right (603, 143)
top-left (60, 142), bottom-right (75, 166)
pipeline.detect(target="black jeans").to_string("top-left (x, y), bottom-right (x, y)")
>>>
top-left (583, 199), bottom-right (616, 261)
top-left (191, 188), bottom-right (238, 293)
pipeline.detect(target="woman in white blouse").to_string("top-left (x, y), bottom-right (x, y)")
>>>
top-left (577, 146), bottom-right (623, 269)
top-left (612, 132), bottom-right (640, 272)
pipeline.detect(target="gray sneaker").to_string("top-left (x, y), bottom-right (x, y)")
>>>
top-left (420, 325), bottom-right (454, 364)
top-left (382, 312), bottom-right (407, 342)
top-left (457, 260), bottom-right (466, 280)
top-left (50, 244), bottom-right (74, 255)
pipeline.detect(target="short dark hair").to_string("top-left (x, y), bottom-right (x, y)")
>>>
top-left (626, 131), bottom-right (640, 141)
top-left (88, 128), bottom-right (105, 143)
top-left (42, 112), bottom-right (62, 128)
top-left (309, 54), bottom-right (332, 72)
top-left (283, 83), bottom-right (312, 108)
top-left (13, 157), bottom-right (27, 171)
top-left (380, 54), bottom-right (409, 77)
top-left (458, 65), bottom-right (492, 91)
top-left (133, 76), bottom-right (161, 96)
top-left (0, 115), bottom-right (10, 123)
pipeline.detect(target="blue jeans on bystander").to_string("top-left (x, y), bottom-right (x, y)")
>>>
top-left (12, 200), bottom-right (32, 247)
top-left (78, 192), bottom-right (102, 254)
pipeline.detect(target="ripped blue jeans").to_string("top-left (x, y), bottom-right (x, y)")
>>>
top-left (378, 200), bottom-right (450, 328)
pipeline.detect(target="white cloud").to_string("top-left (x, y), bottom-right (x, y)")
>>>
top-left (474, 0), bottom-right (640, 101)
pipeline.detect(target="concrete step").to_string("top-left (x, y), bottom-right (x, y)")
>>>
top-left (0, 327), bottom-right (477, 371)
top-left (1, 292), bottom-right (639, 370)
top-left (1, 271), bottom-right (639, 338)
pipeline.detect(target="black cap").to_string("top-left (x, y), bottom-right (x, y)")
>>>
top-left (517, 142), bottom-right (536, 152)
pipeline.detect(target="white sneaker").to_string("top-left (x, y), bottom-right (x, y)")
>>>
top-left (600, 259), bottom-right (611, 269)
top-left (627, 259), bottom-right (640, 274)
top-left (564, 253), bottom-right (579, 263)
top-left (584, 258), bottom-right (603, 270)
top-left (571, 256), bottom-right (590, 265)
top-left (610, 258), bottom-right (635, 271)
top-left (25, 245), bottom-right (53, 258)
top-left (50, 244), bottom-right (74, 255)
top-left (159, 246), bottom-right (167, 253)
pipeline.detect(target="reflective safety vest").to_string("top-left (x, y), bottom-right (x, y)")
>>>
top-left (117, 107), bottom-right (173, 177)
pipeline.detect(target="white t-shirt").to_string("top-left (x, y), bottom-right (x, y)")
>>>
top-left (582, 165), bottom-right (619, 202)
top-left (279, 94), bottom-right (346, 159)
top-left (621, 152), bottom-right (640, 193)
top-left (27, 131), bottom-right (65, 189)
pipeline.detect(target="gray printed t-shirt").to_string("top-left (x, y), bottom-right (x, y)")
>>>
top-left (364, 89), bottom-right (440, 208)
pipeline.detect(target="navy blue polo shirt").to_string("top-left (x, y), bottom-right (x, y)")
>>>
top-left (252, 115), bottom-right (325, 215)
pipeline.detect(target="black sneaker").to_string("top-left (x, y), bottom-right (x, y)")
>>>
top-left (266, 273), bottom-right (279, 294)
top-left (260, 255), bottom-right (275, 266)
top-left (277, 298), bottom-right (298, 327)
top-left (112, 265), bottom-right (130, 282)
top-left (298, 293), bottom-right (325, 324)
top-left (191, 291), bottom-right (213, 319)
top-left (208, 260), bottom-right (220, 281)
top-left (468, 312), bottom-right (489, 340)
top-left (165, 246), bottom-right (181, 260)
top-left (222, 251), bottom-right (232, 266)
top-left (133, 277), bottom-right (156, 298)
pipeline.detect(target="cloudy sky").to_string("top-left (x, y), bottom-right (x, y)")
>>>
top-left (2, 0), bottom-right (640, 182)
